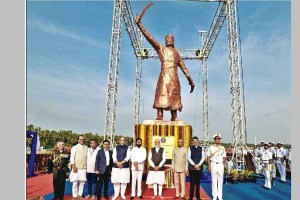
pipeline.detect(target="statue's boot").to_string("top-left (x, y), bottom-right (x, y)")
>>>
top-left (171, 110), bottom-right (178, 121)
top-left (156, 109), bottom-right (163, 120)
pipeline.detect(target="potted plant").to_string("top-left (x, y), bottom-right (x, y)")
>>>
top-left (244, 170), bottom-right (250, 182)
top-left (232, 169), bottom-right (239, 184)
top-left (225, 168), bottom-right (233, 184)
top-left (248, 171), bottom-right (256, 183)
top-left (238, 170), bottom-right (245, 183)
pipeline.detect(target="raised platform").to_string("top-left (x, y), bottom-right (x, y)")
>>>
top-left (134, 120), bottom-right (192, 150)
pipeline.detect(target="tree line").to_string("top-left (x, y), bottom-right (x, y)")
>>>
top-left (26, 124), bottom-right (133, 150)
top-left (26, 124), bottom-right (291, 150)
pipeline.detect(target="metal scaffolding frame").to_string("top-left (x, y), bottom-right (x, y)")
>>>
top-left (104, 0), bottom-right (123, 146)
top-left (200, 31), bottom-right (210, 151)
top-left (226, 0), bottom-right (247, 170)
top-left (104, 0), bottom-right (247, 170)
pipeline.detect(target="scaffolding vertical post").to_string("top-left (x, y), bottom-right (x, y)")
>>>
top-left (104, 0), bottom-right (124, 147)
top-left (133, 56), bottom-right (143, 131)
top-left (226, 0), bottom-right (246, 170)
top-left (199, 31), bottom-right (210, 150)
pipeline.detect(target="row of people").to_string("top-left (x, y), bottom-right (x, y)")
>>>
top-left (252, 141), bottom-right (289, 183)
top-left (254, 141), bottom-right (290, 190)
top-left (51, 134), bottom-right (227, 200)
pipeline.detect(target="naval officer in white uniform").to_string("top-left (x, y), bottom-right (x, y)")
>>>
top-left (207, 134), bottom-right (227, 200)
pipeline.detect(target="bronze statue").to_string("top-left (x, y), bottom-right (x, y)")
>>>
top-left (135, 3), bottom-right (195, 121)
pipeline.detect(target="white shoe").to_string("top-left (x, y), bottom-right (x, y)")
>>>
top-left (91, 195), bottom-right (96, 199)
top-left (85, 195), bottom-right (91, 199)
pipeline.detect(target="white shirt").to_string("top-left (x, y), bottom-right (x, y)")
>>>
top-left (187, 145), bottom-right (205, 166)
top-left (253, 148), bottom-right (260, 157)
top-left (276, 147), bottom-right (287, 158)
top-left (261, 149), bottom-right (272, 164)
top-left (207, 144), bottom-right (226, 163)
top-left (112, 146), bottom-right (131, 163)
top-left (269, 147), bottom-right (276, 156)
top-left (87, 147), bottom-right (100, 173)
top-left (259, 147), bottom-right (265, 156)
top-left (130, 146), bottom-right (147, 171)
top-left (226, 160), bottom-right (233, 168)
top-left (103, 149), bottom-right (110, 166)
top-left (148, 147), bottom-right (166, 168)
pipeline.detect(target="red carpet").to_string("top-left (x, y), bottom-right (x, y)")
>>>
top-left (27, 173), bottom-right (211, 200)
top-left (26, 172), bottom-right (54, 198)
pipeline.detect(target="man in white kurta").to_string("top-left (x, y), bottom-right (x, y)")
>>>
top-left (207, 134), bottom-right (227, 200)
top-left (146, 139), bottom-right (166, 199)
top-left (86, 139), bottom-right (100, 199)
top-left (70, 135), bottom-right (88, 199)
top-left (111, 136), bottom-right (131, 200)
top-left (130, 138), bottom-right (147, 199)
top-left (261, 143), bottom-right (273, 189)
top-left (275, 142), bottom-right (287, 183)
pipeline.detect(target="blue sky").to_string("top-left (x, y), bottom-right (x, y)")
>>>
top-left (26, 0), bottom-right (291, 144)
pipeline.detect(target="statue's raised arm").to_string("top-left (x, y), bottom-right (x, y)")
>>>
top-left (135, 15), bottom-right (161, 51)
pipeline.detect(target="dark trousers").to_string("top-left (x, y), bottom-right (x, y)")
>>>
top-left (87, 173), bottom-right (98, 196)
top-left (97, 167), bottom-right (109, 200)
top-left (53, 172), bottom-right (66, 200)
top-left (189, 170), bottom-right (202, 200)
top-left (47, 167), bottom-right (53, 174)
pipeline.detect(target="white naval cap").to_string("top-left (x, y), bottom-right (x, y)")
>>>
top-left (269, 141), bottom-right (274, 145)
top-left (213, 133), bottom-right (222, 139)
top-left (260, 141), bottom-right (265, 144)
top-left (263, 143), bottom-right (270, 146)
top-left (277, 142), bottom-right (283, 145)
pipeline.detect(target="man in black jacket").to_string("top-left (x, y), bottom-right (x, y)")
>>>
top-left (187, 136), bottom-right (205, 200)
top-left (95, 140), bottom-right (113, 200)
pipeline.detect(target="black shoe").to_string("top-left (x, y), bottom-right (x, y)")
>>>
top-left (265, 187), bottom-right (271, 190)
top-left (130, 197), bottom-right (135, 199)
top-left (261, 186), bottom-right (266, 189)
top-left (138, 196), bottom-right (143, 199)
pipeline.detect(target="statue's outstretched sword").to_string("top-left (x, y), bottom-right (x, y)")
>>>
top-left (136, 2), bottom-right (153, 22)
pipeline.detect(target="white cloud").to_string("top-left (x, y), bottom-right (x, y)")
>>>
top-left (27, 19), bottom-right (104, 48)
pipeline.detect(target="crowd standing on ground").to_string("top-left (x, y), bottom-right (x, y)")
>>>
top-left (30, 134), bottom-right (291, 200)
